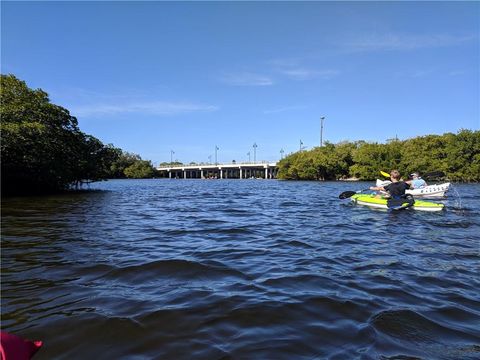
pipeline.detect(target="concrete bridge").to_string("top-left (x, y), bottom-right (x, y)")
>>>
top-left (157, 162), bottom-right (278, 179)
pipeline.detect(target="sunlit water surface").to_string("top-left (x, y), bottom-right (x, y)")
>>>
top-left (2, 180), bottom-right (479, 359)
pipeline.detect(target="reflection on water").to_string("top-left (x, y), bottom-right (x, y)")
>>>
top-left (2, 180), bottom-right (480, 359)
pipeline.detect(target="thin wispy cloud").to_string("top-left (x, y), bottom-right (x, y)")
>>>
top-left (395, 66), bottom-right (468, 79)
top-left (263, 105), bottom-right (308, 114)
top-left (449, 69), bottom-right (466, 76)
top-left (50, 86), bottom-right (170, 102)
top-left (71, 101), bottom-right (219, 117)
top-left (268, 58), bottom-right (301, 68)
top-left (278, 68), bottom-right (340, 80)
top-left (411, 69), bottom-right (435, 78)
top-left (268, 58), bottom-right (340, 81)
top-left (220, 72), bottom-right (274, 86)
top-left (343, 33), bottom-right (476, 52)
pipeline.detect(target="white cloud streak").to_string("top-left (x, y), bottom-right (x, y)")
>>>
top-left (343, 33), bottom-right (476, 52)
top-left (268, 58), bottom-right (340, 81)
top-left (71, 101), bottom-right (219, 117)
top-left (278, 68), bottom-right (340, 80)
top-left (448, 69), bottom-right (466, 76)
top-left (263, 105), bottom-right (308, 114)
top-left (220, 72), bottom-right (274, 86)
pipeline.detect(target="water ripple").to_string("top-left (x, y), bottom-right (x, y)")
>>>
top-left (2, 180), bottom-right (479, 359)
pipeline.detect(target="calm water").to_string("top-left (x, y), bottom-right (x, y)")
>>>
top-left (2, 180), bottom-right (479, 359)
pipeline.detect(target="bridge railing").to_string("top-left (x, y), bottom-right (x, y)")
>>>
top-left (157, 161), bottom-right (277, 170)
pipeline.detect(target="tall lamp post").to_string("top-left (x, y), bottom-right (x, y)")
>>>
top-left (299, 140), bottom-right (303, 151)
top-left (170, 150), bottom-right (175, 165)
top-left (215, 145), bottom-right (219, 165)
top-left (280, 148), bottom-right (284, 159)
top-left (320, 116), bottom-right (325, 147)
top-left (208, 155), bottom-right (212, 164)
top-left (253, 143), bottom-right (258, 163)
top-left (247, 151), bottom-right (251, 163)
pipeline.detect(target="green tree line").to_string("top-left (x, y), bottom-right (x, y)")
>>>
top-left (277, 130), bottom-right (480, 182)
top-left (2, 74), bottom-right (477, 195)
top-left (1, 75), bottom-right (157, 195)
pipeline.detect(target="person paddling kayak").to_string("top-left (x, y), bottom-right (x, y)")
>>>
top-left (410, 172), bottom-right (428, 189)
top-left (369, 169), bottom-right (414, 209)
top-left (370, 169), bottom-right (411, 197)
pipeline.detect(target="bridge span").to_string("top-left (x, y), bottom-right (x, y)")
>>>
top-left (157, 162), bottom-right (278, 179)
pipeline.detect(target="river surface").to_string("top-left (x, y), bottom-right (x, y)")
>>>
top-left (2, 179), bottom-right (479, 359)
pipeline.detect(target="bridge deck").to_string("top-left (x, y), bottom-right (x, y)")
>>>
top-left (157, 162), bottom-right (278, 179)
top-left (157, 162), bottom-right (277, 171)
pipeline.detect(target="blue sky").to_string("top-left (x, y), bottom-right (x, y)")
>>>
top-left (2, 1), bottom-right (479, 165)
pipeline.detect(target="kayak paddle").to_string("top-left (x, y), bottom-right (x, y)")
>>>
top-left (339, 188), bottom-right (371, 199)
top-left (380, 170), bottom-right (445, 179)
top-left (422, 171), bottom-right (445, 179)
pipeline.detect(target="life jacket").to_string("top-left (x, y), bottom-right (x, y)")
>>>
top-left (387, 194), bottom-right (415, 209)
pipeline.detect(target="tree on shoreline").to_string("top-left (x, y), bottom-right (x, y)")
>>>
top-left (1, 75), bottom-right (163, 194)
top-left (1, 74), bottom-right (120, 195)
top-left (124, 160), bottom-right (156, 179)
top-left (278, 130), bottom-right (480, 182)
top-left (3, 75), bottom-right (477, 190)
top-left (109, 150), bottom-right (158, 179)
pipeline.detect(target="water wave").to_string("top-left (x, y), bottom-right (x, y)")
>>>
top-left (2, 180), bottom-right (479, 359)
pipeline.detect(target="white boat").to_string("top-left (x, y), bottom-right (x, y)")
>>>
top-left (376, 179), bottom-right (450, 198)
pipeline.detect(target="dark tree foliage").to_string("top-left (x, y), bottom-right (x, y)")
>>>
top-left (124, 160), bottom-right (156, 179)
top-left (109, 151), bottom-right (142, 178)
top-left (109, 151), bottom-right (158, 179)
top-left (278, 130), bottom-right (480, 182)
top-left (1, 74), bottom-right (120, 195)
top-left (159, 161), bottom-right (183, 167)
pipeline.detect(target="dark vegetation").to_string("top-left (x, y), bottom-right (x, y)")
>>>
top-left (2, 74), bottom-right (478, 195)
top-left (277, 130), bottom-right (480, 181)
top-left (1, 75), bottom-right (157, 195)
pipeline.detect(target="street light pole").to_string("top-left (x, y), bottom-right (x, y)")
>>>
top-left (170, 150), bottom-right (175, 164)
top-left (299, 140), bottom-right (303, 151)
top-left (208, 155), bottom-right (212, 164)
top-left (320, 116), bottom-right (325, 147)
top-left (253, 143), bottom-right (258, 163)
top-left (280, 148), bottom-right (284, 159)
top-left (247, 152), bottom-right (251, 163)
top-left (215, 145), bottom-right (219, 165)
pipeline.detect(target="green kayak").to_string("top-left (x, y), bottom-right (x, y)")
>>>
top-left (351, 194), bottom-right (444, 212)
